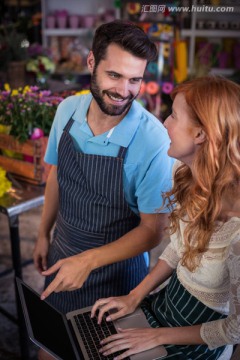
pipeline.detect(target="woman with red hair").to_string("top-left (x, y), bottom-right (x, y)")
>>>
top-left (92, 76), bottom-right (240, 360)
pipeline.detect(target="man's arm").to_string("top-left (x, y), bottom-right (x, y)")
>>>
top-left (40, 211), bottom-right (169, 299)
top-left (33, 165), bottom-right (59, 272)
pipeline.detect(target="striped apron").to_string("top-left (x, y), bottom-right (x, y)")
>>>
top-left (45, 117), bottom-right (148, 313)
top-left (141, 271), bottom-right (227, 360)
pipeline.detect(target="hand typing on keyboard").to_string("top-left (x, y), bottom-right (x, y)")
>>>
top-left (74, 311), bottom-right (130, 360)
top-left (99, 327), bottom-right (162, 360)
top-left (91, 294), bottom-right (139, 325)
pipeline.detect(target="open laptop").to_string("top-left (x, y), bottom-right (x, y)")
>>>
top-left (16, 277), bottom-right (167, 360)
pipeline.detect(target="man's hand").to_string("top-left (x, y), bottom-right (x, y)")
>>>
top-left (33, 234), bottom-right (51, 273)
top-left (40, 252), bottom-right (93, 300)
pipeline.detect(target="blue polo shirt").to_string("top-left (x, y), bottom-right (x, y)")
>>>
top-left (45, 94), bottom-right (175, 215)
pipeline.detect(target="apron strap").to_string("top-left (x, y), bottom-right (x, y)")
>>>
top-left (63, 108), bottom-right (77, 132)
top-left (117, 146), bottom-right (127, 159)
top-left (63, 117), bottom-right (74, 132)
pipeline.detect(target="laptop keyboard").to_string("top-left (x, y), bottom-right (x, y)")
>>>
top-left (74, 311), bottom-right (130, 360)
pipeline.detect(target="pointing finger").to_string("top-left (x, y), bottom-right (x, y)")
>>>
top-left (40, 275), bottom-right (63, 300)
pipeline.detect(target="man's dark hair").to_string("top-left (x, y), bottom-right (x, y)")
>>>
top-left (92, 20), bottom-right (158, 67)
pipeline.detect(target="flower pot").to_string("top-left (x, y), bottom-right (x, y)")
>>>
top-left (7, 61), bottom-right (26, 88)
top-left (0, 134), bottom-right (51, 184)
top-left (57, 15), bottom-right (67, 28)
top-left (69, 15), bottom-right (79, 29)
top-left (81, 15), bottom-right (96, 28)
top-left (47, 15), bottom-right (56, 28)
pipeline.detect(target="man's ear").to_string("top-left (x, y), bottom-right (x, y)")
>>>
top-left (87, 51), bottom-right (95, 73)
top-left (195, 128), bottom-right (207, 145)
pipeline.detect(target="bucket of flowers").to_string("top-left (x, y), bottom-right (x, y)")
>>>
top-left (26, 43), bottom-right (56, 87)
top-left (0, 84), bottom-right (64, 184)
top-left (0, 84), bottom-right (63, 141)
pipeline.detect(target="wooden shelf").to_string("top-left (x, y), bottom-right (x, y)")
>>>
top-left (209, 68), bottom-right (236, 76)
top-left (6, 0), bottom-right (40, 6)
top-left (43, 28), bottom-right (94, 36)
top-left (181, 0), bottom-right (240, 74)
top-left (182, 29), bottom-right (240, 38)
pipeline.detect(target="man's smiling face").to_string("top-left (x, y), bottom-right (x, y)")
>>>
top-left (89, 43), bottom-right (147, 116)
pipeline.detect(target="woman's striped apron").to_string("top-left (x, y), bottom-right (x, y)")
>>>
top-left (45, 117), bottom-right (148, 313)
top-left (141, 271), bottom-right (227, 360)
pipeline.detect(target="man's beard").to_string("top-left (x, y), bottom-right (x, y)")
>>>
top-left (90, 69), bottom-right (138, 116)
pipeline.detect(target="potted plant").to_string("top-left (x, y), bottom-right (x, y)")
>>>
top-left (0, 85), bottom-right (89, 184)
top-left (26, 43), bottom-right (56, 88)
top-left (0, 85), bottom-right (64, 183)
top-left (0, 25), bottom-right (28, 88)
top-left (0, 84), bottom-right (63, 142)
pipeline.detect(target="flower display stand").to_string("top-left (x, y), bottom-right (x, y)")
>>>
top-left (0, 134), bottom-right (51, 185)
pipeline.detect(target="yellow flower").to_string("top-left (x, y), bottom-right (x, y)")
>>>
top-left (11, 89), bottom-right (19, 96)
top-left (0, 124), bottom-right (11, 134)
top-left (0, 166), bottom-right (12, 197)
top-left (75, 90), bottom-right (90, 96)
top-left (4, 83), bottom-right (10, 91)
top-left (23, 85), bottom-right (31, 93)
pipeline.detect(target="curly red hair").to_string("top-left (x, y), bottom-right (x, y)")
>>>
top-left (163, 76), bottom-right (240, 271)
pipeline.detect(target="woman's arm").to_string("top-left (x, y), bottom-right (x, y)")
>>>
top-left (200, 234), bottom-right (240, 349)
top-left (98, 235), bottom-right (240, 360)
top-left (92, 238), bottom-right (181, 322)
top-left (99, 324), bottom-right (204, 359)
top-left (91, 258), bottom-right (174, 323)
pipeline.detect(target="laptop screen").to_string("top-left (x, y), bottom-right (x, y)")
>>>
top-left (17, 279), bottom-right (80, 360)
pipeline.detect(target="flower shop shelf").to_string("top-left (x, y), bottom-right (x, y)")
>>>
top-left (0, 134), bottom-right (51, 185)
top-left (43, 28), bottom-right (93, 36)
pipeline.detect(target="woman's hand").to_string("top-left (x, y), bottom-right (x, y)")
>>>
top-left (91, 294), bottom-right (139, 324)
top-left (99, 327), bottom-right (162, 360)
